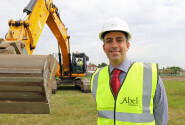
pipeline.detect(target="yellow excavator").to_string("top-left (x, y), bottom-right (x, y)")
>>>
top-left (0, 0), bottom-right (90, 114)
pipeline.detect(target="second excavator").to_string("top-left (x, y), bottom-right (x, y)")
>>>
top-left (0, 0), bottom-right (90, 114)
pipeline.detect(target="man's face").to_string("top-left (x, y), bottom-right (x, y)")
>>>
top-left (103, 32), bottom-right (130, 66)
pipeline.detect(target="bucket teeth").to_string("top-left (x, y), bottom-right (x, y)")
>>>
top-left (0, 54), bottom-right (58, 114)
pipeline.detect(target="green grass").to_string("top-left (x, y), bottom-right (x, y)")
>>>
top-left (163, 80), bottom-right (185, 125)
top-left (57, 86), bottom-right (97, 125)
top-left (0, 80), bottom-right (184, 125)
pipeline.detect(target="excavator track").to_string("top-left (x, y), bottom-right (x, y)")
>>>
top-left (75, 78), bottom-right (91, 93)
top-left (0, 54), bottom-right (58, 114)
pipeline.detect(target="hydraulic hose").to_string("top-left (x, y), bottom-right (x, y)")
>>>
top-left (23, 0), bottom-right (38, 15)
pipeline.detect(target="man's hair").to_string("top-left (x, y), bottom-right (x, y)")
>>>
top-left (102, 31), bottom-right (129, 42)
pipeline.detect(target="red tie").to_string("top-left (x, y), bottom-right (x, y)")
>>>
top-left (111, 69), bottom-right (121, 96)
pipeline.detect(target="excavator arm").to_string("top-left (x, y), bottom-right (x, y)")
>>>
top-left (5, 0), bottom-right (70, 58)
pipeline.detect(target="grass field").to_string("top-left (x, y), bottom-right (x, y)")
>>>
top-left (0, 80), bottom-right (184, 125)
top-left (163, 80), bottom-right (185, 125)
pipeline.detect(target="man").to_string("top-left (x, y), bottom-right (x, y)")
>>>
top-left (91, 17), bottom-right (168, 125)
top-left (76, 58), bottom-right (82, 71)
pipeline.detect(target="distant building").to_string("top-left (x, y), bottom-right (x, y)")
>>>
top-left (159, 69), bottom-right (176, 76)
top-left (179, 70), bottom-right (185, 76)
top-left (87, 63), bottom-right (98, 73)
top-left (159, 68), bottom-right (185, 76)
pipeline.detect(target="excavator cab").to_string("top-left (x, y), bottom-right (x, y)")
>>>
top-left (71, 52), bottom-right (89, 74)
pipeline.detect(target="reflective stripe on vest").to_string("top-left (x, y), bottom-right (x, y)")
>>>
top-left (91, 67), bottom-right (104, 99)
top-left (91, 62), bottom-right (158, 124)
top-left (98, 110), bottom-right (154, 123)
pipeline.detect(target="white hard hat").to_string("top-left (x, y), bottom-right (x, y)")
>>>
top-left (99, 17), bottom-right (132, 41)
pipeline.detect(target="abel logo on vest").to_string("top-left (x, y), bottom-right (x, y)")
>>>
top-left (120, 97), bottom-right (139, 106)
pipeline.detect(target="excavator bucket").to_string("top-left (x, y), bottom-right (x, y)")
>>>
top-left (0, 54), bottom-right (58, 114)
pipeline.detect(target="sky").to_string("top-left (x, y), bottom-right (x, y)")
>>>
top-left (0, 0), bottom-right (184, 69)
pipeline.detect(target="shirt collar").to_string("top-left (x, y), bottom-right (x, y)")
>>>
top-left (109, 57), bottom-right (132, 74)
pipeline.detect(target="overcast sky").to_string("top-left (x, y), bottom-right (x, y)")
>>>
top-left (0, 0), bottom-right (184, 69)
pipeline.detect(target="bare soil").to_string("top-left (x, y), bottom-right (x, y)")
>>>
top-left (161, 76), bottom-right (185, 81)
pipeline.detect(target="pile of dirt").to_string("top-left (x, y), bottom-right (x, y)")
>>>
top-left (161, 76), bottom-right (185, 81)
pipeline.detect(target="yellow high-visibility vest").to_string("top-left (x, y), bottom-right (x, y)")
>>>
top-left (77, 61), bottom-right (82, 66)
top-left (91, 62), bottom-right (158, 125)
